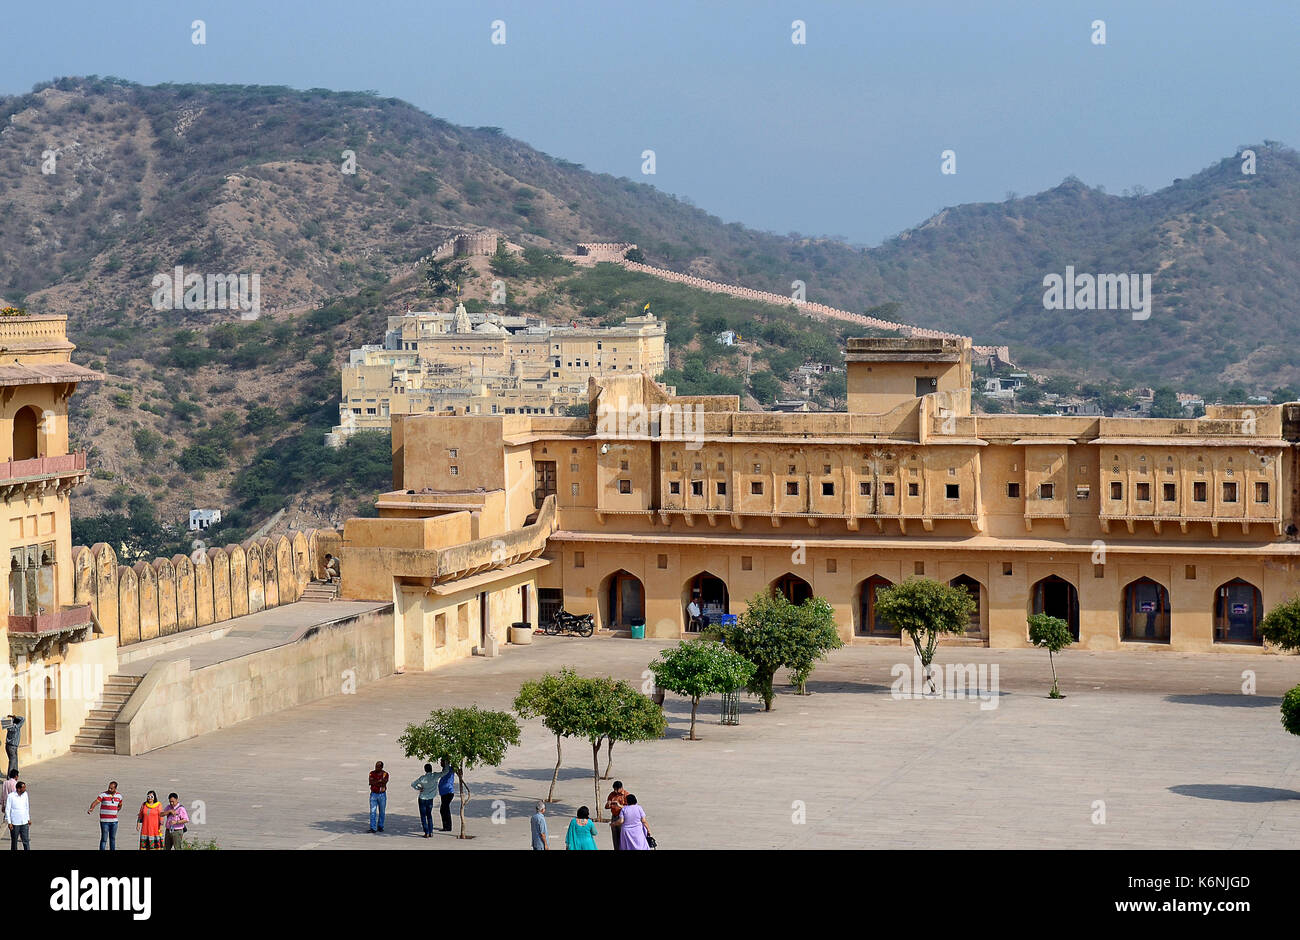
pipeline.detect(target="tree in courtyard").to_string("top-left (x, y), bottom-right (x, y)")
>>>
top-left (513, 669), bottom-right (585, 802)
top-left (1281, 686), bottom-right (1300, 737)
top-left (1027, 612), bottom-right (1074, 698)
top-left (648, 640), bottom-right (755, 740)
top-left (1261, 597), bottom-right (1300, 652)
top-left (398, 705), bottom-right (520, 839)
top-left (786, 597), bottom-right (843, 694)
top-left (707, 591), bottom-right (841, 711)
top-left (873, 578), bottom-right (976, 695)
top-left (563, 676), bottom-right (665, 819)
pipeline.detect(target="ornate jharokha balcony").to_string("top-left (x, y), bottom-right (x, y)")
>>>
top-left (8, 603), bottom-right (96, 660)
top-left (0, 452), bottom-right (88, 499)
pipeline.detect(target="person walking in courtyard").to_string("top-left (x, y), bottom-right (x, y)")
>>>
top-left (1, 715), bottom-right (23, 775)
top-left (437, 759), bottom-right (455, 832)
top-left (603, 780), bottom-right (628, 850)
top-left (611, 794), bottom-right (652, 850)
top-left (530, 801), bottom-right (548, 850)
top-left (411, 763), bottom-right (439, 838)
top-left (87, 781), bottom-right (124, 850)
top-left (564, 806), bottom-right (598, 851)
top-left (368, 761), bottom-right (389, 833)
top-left (5, 780), bottom-right (29, 850)
top-left (162, 793), bottom-right (189, 850)
top-left (137, 791), bottom-right (164, 851)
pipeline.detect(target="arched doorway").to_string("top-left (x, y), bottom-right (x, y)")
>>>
top-left (684, 572), bottom-right (728, 632)
top-left (43, 673), bottom-right (58, 732)
top-left (1123, 578), bottom-right (1170, 642)
top-left (858, 575), bottom-right (897, 636)
top-left (1214, 579), bottom-right (1261, 644)
top-left (600, 570), bottom-right (645, 631)
top-left (1031, 575), bottom-right (1079, 640)
top-left (772, 572), bottom-right (812, 605)
top-left (950, 575), bottom-right (984, 636)
top-left (12, 406), bottom-right (38, 461)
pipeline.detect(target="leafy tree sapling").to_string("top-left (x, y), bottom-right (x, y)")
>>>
top-left (1027, 612), bottom-right (1075, 698)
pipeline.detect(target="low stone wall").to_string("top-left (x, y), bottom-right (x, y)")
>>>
top-left (72, 529), bottom-right (344, 647)
top-left (113, 604), bottom-right (394, 755)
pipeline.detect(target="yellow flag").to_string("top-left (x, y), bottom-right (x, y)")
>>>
top-left (643, 302), bottom-right (651, 312)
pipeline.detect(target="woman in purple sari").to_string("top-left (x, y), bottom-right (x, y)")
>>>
top-left (612, 794), bottom-right (652, 850)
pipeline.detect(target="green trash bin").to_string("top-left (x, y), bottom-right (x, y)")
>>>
top-left (630, 617), bottom-right (646, 639)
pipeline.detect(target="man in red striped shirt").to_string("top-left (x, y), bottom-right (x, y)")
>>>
top-left (87, 781), bottom-right (123, 850)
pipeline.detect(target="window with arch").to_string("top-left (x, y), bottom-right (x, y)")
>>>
top-left (859, 576), bottom-right (897, 636)
top-left (949, 575), bottom-right (983, 635)
top-left (1122, 578), bottom-right (1170, 642)
top-left (12, 405), bottom-right (40, 461)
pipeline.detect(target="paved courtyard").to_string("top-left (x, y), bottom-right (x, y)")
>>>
top-left (19, 635), bottom-right (1300, 849)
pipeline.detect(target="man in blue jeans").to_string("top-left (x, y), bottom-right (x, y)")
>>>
top-left (368, 761), bottom-right (389, 833)
top-left (410, 763), bottom-right (439, 838)
top-left (87, 781), bottom-right (124, 850)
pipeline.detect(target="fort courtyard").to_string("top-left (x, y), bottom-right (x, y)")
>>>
top-left (22, 635), bottom-right (1300, 851)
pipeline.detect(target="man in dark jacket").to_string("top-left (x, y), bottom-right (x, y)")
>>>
top-left (1, 716), bottom-right (23, 776)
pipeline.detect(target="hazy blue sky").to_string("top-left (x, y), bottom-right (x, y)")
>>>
top-left (3, 1), bottom-right (1296, 245)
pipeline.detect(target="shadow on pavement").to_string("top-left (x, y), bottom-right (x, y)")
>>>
top-left (1164, 693), bottom-right (1282, 708)
top-left (1168, 784), bottom-right (1300, 803)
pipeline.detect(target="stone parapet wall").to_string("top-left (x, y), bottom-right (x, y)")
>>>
top-left (72, 529), bottom-right (343, 647)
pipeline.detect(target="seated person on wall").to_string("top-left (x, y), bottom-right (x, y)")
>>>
top-left (324, 553), bottom-right (340, 583)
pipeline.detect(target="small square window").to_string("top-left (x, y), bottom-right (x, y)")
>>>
top-left (716, 481), bottom-right (727, 495)
top-left (691, 481), bottom-right (704, 497)
top-left (859, 481), bottom-right (870, 496)
top-left (751, 481), bottom-right (764, 495)
top-left (574, 552), bottom-right (584, 568)
top-left (909, 467), bottom-right (919, 477)
top-left (670, 461), bottom-right (678, 471)
top-left (620, 460), bottom-right (629, 471)
top-left (657, 554), bottom-right (668, 569)
top-left (571, 483), bottom-right (580, 496)
top-left (1038, 483), bottom-right (1055, 499)
top-left (1193, 481), bottom-right (1207, 501)
top-left (753, 463), bottom-right (762, 473)
top-left (826, 559), bottom-right (837, 573)
top-left (741, 556), bottom-right (753, 571)
top-left (1007, 482), bottom-right (1020, 498)
top-left (1185, 565), bottom-right (1196, 579)
top-left (822, 482), bottom-right (835, 496)
top-left (1136, 482), bottom-right (1150, 501)
top-left (908, 483), bottom-right (919, 497)
top-left (670, 482), bottom-right (681, 494)
top-left (786, 482), bottom-right (799, 496)
top-left (1002, 561), bottom-right (1013, 576)
top-left (884, 483), bottom-right (896, 496)
top-left (448, 449), bottom-right (458, 458)
top-left (1110, 482), bottom-right (1123, 500)
top-left (449, 466), bottom-right (458, 475)
top-left (945, 484), bottom-right (959, 499)
top-left (717, 462), bottom-right (725, 471)
top-left (823, 464), bottom-right (832, 474)
top-left (572, 448), bottom-right (577, 454)
top-left (914, 561), bottom-right (925, 575)
top-left (570, 463), bottom-right (579, 472)
top-left (694, 462), bottom-right (702, 471)
top-left (1163, 483), bottom-right (1176, 501)
top-left (1255, 481), bottom-right (1269, 503)
top-left (1094, 564), bottom-right (1105, 579)
top-left (618, 479), bottom-right (631, 494)
top-left (1223, 482), bottom-right (1238, 502)
top-left (1075, 485), bottom-right (1090, 500)
top-left (788, 465), bottom-right (796, 474)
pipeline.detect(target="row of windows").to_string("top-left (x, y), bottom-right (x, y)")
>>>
top-left (636, 479), bottom-right (964, 499)
top-left (1021, 481), bottom-right (1268, 503)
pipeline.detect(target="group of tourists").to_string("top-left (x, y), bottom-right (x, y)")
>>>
top-left (88, 782), bottom-right (190, 850)
top-left (527, 779), bottom-right (654, 851)
top-left (365, 759), bottom-right (456, 834)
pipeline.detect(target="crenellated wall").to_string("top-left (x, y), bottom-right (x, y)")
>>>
top-left (71, 528), bottom-right (344, 647)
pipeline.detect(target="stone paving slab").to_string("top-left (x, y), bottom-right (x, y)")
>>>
top-left (17, 636), bottom-right (1300, 850)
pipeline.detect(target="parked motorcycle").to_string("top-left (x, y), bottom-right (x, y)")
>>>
top-left (542, 608), bottom-right (595, 637)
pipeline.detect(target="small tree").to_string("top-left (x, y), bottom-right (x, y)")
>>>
top-left (873, 578), bottom-right (975, 694)
top-left (708, 592), bottom-right (799, 711)
top-left (561, 676), bottom-right (666, 819)
top-left (1281, 686), bottom-right (1300, 737)
top-left (649, 640), bottom-right (756, 740)
top-left (786, 597), bottom-right (843, 694)
top-left (1261, 598), bottom-right (1300, 652)
top-left (398, 705), bottom-right (521, 839)
top-left (513, 669), bottom-right (584, 802)
top-left (1027, 612), bottom-right (1074, 698)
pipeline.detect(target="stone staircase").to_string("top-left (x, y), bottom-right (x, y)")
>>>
top-left (300, 580), bottom-right (340, 603)
top-left (70, 674), bottom-right (143, 754)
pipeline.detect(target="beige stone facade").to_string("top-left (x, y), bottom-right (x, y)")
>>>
top-left (328, 307), bottom-right (667, 443)
top-left (354, 336), bottom-right (1300, 655)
